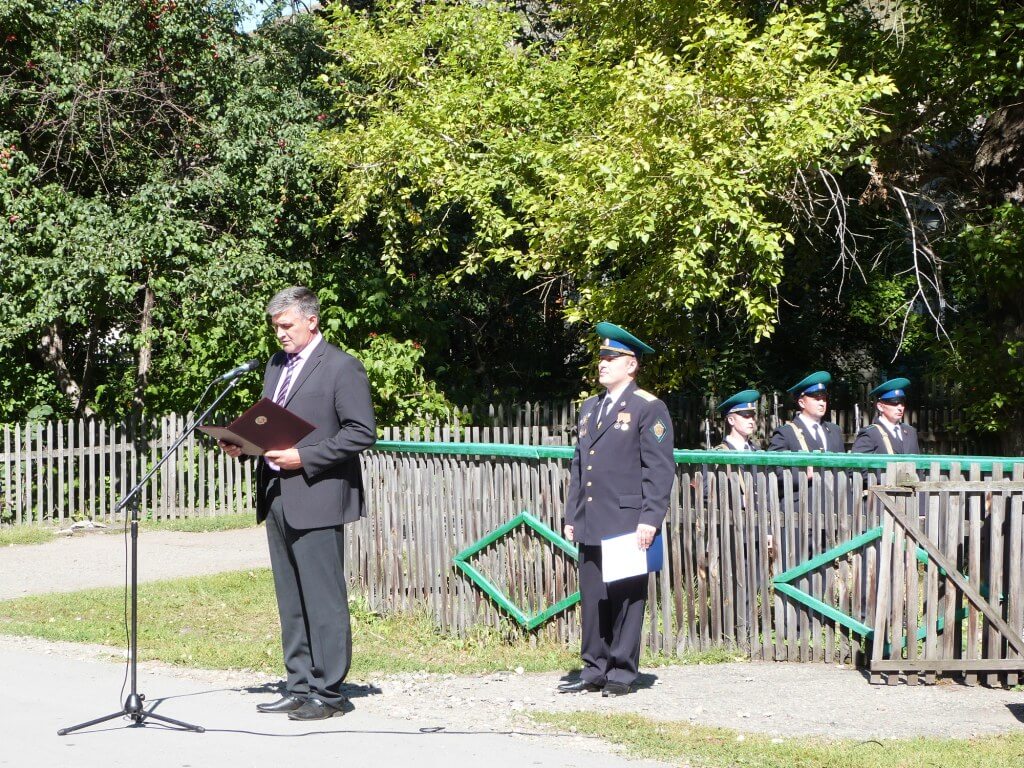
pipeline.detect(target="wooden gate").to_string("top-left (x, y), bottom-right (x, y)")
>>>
top-left (868, 473), bottom-right (1024, 686)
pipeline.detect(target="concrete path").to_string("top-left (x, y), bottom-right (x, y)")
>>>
top-left (0, 636), bottom-right (663, 768)
top-left (0, 527), bottom-right (269, 600)
top-left (1, 526), bottom-right (1023, 756)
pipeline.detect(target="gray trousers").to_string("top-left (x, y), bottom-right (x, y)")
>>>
top-left (578, 544), bottom-right (648, 686)
top-left (265, 484), bottom-right (351, 707)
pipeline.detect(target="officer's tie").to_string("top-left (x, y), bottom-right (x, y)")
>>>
top-left (812, 423), bottom-right (825, 451)
top-left (892, 425), bottom-right (903, 453)
top-left (597, 393), bottom-right (614, 429)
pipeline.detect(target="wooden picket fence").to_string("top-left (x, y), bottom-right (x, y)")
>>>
top-left (0, 415), bottom-right (254, 525)
top-left (354, 431), bottom-right (1024, 684)
top-left (2, 417), bottom-right (1022, 683)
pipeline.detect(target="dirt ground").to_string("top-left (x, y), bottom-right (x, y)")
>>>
top-left (2, 528), bottom-right (1023, 742)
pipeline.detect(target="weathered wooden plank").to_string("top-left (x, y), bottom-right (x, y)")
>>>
top-left (680, 468), bottom-right (698, 653)
top-left (756, 469), bottom-right (773, 661)
top-left (871, 501), bottom-right (896, 684)
top-left (987, 464), bottom-right (1006, 686)
top-left (1008, 464), bottom-right (1024, 687)
top-left (768, 474), bottom-right (785, 662)
top-left (872, 659), bottom-right (1024, 673)
top-left (696, 468), bottom-right (710, 650)
top-left (966, 463), bottom-right (983, 684)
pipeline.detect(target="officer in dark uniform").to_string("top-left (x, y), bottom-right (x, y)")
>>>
top-left (852, 378), bottom-right (920, 454)
top-left (768, 371), bottom-right (845, 502)
top-left (768, 371), bottom-right (845, 453)
top-left (714, 389), bottom-right (761, 451)
top-left (558, 322), bottom-right (675, 698)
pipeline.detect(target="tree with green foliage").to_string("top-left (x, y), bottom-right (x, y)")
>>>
top-left (0, 0), bottom-right (460, 426)
top-left (314, 0), bottom-right (895, 391)
top-left (756, 0), bottom-right (1024, 452)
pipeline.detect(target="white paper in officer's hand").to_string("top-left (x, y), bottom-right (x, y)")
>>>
top-left (600, 532), bottom-right (664, 583)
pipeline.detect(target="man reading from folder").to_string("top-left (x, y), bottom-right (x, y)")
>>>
top-left (559, 322), bottom-right (675, 698)
top-left (219, 286), bottom-right (376, 720)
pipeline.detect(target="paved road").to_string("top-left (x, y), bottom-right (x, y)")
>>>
top-left (0, 636), bottom-right (663, 768)
top-left (2, 527), bottom-right (1023, 754)
top-left (0, 527), bottom-right (269, 600)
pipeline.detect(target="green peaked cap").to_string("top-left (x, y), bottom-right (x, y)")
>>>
top-left (595, 321), bottom-right (655, 356)
top-left (717, 389), bottom-right (761, 415)
top-left (787, 370), bottom-right (832, 396)
top-left (869, 378), bottom-right (910, 400)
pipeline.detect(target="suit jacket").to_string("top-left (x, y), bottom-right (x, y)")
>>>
top-left (768, 418), bottom-right (845, 453)
top-left (566, 381), bottom-right (676, 546)
top-left (851, 420), bottom-right (920, 455)
top-left (255, 339), bottom-right (377, 530)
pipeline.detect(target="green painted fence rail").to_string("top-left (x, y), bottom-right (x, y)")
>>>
top-left (373, 439), bottom-right (1017, 472)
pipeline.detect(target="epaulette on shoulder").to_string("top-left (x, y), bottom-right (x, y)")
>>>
top-left (633, 389), bottom-right (658, 402)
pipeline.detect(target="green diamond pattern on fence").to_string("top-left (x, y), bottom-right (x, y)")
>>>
top-left (771, 527), bottom-right (952, 651)
top-left (453, 510), bottom-right (580, 630)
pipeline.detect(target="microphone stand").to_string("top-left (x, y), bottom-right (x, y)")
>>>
top-left (58, 373), bottom-right (251, 736)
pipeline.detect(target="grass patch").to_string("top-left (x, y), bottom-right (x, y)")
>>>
top-left (140, 513), bottom-right (256, 533)
top-left (0, 567), bottom-right (742, 677)
top-left (0, 568), bottom-right (586, 677)
top-left (0, 525), bottom-right (57, 547)
top-left (530, 711), bottom-right (1024, 768)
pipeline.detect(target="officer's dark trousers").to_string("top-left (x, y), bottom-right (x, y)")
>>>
top-left (578, 544), bottom-right (648, 686)
top-left (265, 482), bottom-right (351, 707)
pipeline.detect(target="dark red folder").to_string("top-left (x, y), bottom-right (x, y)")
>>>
top-left (199, 398), bottom-right (314, 456)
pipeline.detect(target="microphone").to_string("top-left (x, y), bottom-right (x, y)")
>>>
top-left (218, 359), bottom-right (261, 381)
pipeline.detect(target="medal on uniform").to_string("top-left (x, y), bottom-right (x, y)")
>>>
top-left (579, 413), bottom-right (589, 437)
top-left (615, 412), bottom-right (631, 431)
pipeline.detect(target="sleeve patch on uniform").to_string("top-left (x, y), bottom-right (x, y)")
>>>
top-left (650, 418), bottom-right (668, 442)
top-left (634, 389), bottom-right (657, 402)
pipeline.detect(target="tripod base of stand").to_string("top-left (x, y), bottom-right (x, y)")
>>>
top-left (57, 692), bottom-right (205, 736)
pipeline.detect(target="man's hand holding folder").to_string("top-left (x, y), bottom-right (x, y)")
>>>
top-left (199, 398), bottom-right (314, 458)
top-left (600, 528), bottom-right (664, 583)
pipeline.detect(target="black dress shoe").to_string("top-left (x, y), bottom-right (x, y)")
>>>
top-left (287, 697), bottom-right (346, 721)
top-left (601, 681), bottom-right (632, 697)
top-left (557, 679), bottom-right (602, 694)
top-left (256, 695), bottom-right (304, 713)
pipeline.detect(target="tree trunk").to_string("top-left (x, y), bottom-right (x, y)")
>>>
top-left (975, 101), bottom-right (1024, 205)
top-left (38, 321), bottom-right (94, 417)
top-left (131, 279), bottom-right (156, 422)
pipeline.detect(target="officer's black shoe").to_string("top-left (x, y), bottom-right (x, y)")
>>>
top-left (601, 681), bottom-right (632, 698)
top-left (256, 694), bottom-right (304, 713)
top-left (557, 679), bottom-right (602, 694)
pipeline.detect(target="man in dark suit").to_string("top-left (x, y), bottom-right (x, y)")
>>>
top-left (220, 286), bottom-right (376, 721)
top-left (558, 322), bottom-right (675, 698)
top-left (852, 378), bottom-right (920, 454)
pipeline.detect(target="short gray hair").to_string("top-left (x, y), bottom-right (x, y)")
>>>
top-left (266, 286), bottom-right (319, 319)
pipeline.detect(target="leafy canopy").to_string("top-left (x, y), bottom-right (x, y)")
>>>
top-left (315, 0), bottom-right (895, 388)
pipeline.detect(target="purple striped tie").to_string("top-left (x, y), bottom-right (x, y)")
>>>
top-left (274, 354), bottom-right (299, 406)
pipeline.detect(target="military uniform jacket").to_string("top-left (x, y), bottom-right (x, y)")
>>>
top-left (714, 440), bottom-right (759, 452)
top-left (566, 381), bottom-right (675, 547)
top-left (768, 418), bottom-right (845, 453)
top-left (851, 420), bottom-right (919, 455)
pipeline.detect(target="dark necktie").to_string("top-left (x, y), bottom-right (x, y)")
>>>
top-left (812, 423), bottom-right (824, 451)
top-left (274, 354), bottom-right (299, 407)
top-left (892, 426), bottom-right (903, 452)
